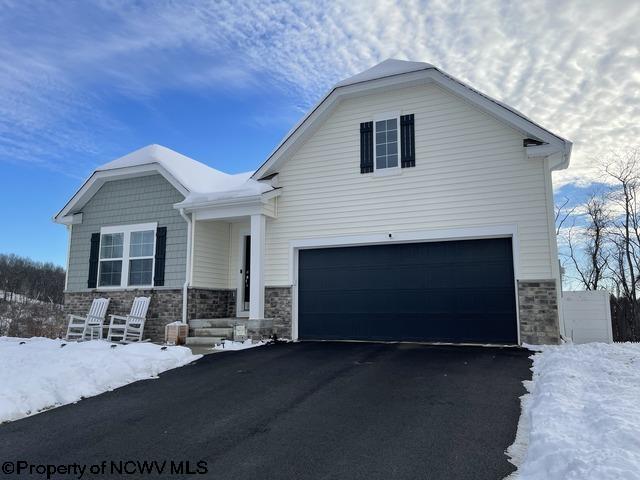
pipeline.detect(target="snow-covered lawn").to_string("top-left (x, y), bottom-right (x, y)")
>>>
top-left (507, 342), bottom-right (640, 480)
top-left (0, 337), bottom-right (201, 423)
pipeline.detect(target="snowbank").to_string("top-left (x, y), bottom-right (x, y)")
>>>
top-left (213, 339), bottom-right (267, 351)
top-left (507, 342), bottom-right (640, 480)
top-left (0, 337), bottom-right (201, 423)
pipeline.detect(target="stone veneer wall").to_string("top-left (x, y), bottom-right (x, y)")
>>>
top-left (64, 287), bottom-right (236, 342)
top-left (265, 286), bottom-right (292, 338)
top-left (64, 289), bottom-right (182, 342)
top-left (517, 280), bottom-right (561, 345)
top-left (187, 288), bottom-right (236, 320)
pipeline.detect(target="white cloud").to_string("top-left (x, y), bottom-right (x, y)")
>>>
top-left (0, 0), bottom-right (638, 185)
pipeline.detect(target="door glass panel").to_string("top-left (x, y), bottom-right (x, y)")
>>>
top-left (243, 235), bottom-right (251, 311)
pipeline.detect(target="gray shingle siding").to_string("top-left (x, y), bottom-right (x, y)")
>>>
top-left (66, 174), bottom-right (187, 291)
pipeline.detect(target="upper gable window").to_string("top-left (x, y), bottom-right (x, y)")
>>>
top-left (360, 113), bottom-right (414, 174)
top-left (375, 118), bottom-right (399, 170)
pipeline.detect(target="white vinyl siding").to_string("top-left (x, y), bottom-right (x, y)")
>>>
top-left (264, 83), bottom-right (555, 285)
top-left (191, 220), bottom-right (254, 291)
top-left (192, 221), bottom-right (231, 289)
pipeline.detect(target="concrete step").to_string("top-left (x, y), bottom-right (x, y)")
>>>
top-left (191, 327), bottom-right (233, 337)
top-left (189, 318), bottom-right (243, 329)
top-left (185, 336), bottom-right (224, 346)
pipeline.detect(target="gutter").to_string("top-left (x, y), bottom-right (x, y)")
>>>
top-left (174, 188), bottom-right (280, 212)
top-left (179, 208), bottom-right (193, 323)
top-left (550, 143), bottom-right (573, 171)
top-left (525, 143), bottom-right (573, 171)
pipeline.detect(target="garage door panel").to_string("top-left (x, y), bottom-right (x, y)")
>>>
top-left (298, 238), bottom-right (518, 344)
top-left (302, 289), bottom-right (514, 317)
top-left (300, 262), bottom-right (512, 291)
top-left (300, 313), bottom-right (516, 344)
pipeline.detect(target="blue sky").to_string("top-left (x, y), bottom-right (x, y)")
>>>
top-left (1, 0), bottom-right (638, 266)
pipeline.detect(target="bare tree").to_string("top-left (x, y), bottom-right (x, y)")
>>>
top-left (556, 148), bottom-right (640, 340)
top-left (558, 192), bottom-right (610, 290)
top-left (604, 148), bottom-right (640, 339)
top-left (582, 193), bottom-right (611, 290)
top-left (0, 253), bottom-right (65, 304)
top-left (0, 253), bottom-right (66, 337)
top-left (555, 196), bottom-right (576, 236)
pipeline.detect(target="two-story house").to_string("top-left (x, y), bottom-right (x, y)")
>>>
top-left (55, 59), bottom-right (572, 345)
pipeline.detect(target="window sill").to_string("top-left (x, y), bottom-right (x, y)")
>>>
top-left (373, 168), bottom-right (402, 178)
top-left (96, 286), bottom-right (154, 291)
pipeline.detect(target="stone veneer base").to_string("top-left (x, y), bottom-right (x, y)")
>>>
top-left (66, 282), bottom-right (558, 345)
top-left (64, 287), bottom-right (236, 343)
top-left (517, 279), bottom-right (561, 345)
top-left (265, 286), bottom-right (292, 338)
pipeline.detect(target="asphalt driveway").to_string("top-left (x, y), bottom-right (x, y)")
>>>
top-left (1, 342), bottom-right (531, 480)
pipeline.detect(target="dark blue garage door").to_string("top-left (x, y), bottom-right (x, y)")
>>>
top-left (298, 238), bottom-right (518, 344)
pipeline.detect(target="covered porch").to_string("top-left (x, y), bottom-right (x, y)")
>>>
top-left (178, 189), bottom-right (280, 344)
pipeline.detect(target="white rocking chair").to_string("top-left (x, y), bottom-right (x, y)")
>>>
top-left (66, 298), bottom-right (110, 341)
top-left (107, 296), bottom-right (151, 343)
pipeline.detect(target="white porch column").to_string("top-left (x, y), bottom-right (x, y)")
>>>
top-left (249, 214), bottom-right (266, 319)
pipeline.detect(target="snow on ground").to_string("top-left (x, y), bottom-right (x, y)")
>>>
top-left (0, 337), bottom-right (201, 423)
top-left (507, 342), bottom-right (640, 480)
top-left (212, 339), bottom-right (267, 351)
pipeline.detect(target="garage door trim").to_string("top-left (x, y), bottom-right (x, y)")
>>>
top-left (289, 224), bottom-right (521, 344)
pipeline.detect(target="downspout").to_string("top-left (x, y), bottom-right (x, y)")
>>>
top-left (179, 208), bottom-right (192, 323)
top-left (545, 153), bottom-right (567, 340)
top-left (64, 224), bottom-right (73, 292)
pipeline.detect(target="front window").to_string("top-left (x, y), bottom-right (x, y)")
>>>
top-left (375, 118), bottom-right (398, 170)
top-left (99, 233), bottom-right (123, 287)
top-left (98, 223), bottom-right (156, 288)
top-left (128, 230), bottom-right (154, 286)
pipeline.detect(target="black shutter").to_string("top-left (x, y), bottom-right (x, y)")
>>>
top-left (360, 121), bottom-right (374, 173)
top-left (154, 227), bottom-right (167, 286)
top-left (400, 114), bottom-right (415, 168)
top-left (87, 233), bottom-right (100, 289)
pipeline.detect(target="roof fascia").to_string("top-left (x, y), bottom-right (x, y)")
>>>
top-left (428, 69), bottom-right (570, 148)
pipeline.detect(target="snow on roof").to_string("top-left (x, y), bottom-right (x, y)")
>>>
top-left (177, 178), bottom-right (273, 206)
top-left (335, 59), bottom-right (552, 135)
top-left (60, 59), bottom-right (569, 217)
top-left (45, 144), bottom-right (277, 219)
top-left (335, 59), bottom-right (434, 87)
top-left (94, 144), bottom-right (275, 206)
top-left (97, 144), bottom-right (251, 195)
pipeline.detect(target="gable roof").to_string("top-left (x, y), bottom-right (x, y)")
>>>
top-left (55, 60), bottom-right (573, 223)
top-left (335, 59), bottom-right (434, 87)
top-left (252, 59), bottom-right (572, 179)
top-left (54, 144), bottom-right (270, 223)
top-left (96, 144), bottom-right (241, 195)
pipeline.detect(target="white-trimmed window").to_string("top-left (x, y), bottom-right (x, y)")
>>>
top-left (374, 115), bottom-right (399, 171)
top-left (98, 223), bottom-right (157, 288)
